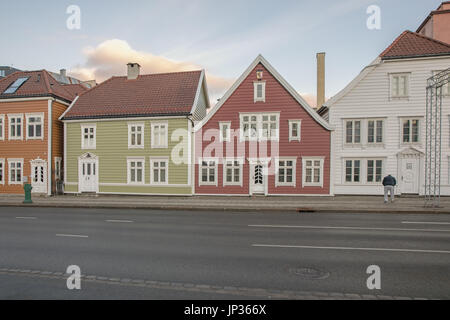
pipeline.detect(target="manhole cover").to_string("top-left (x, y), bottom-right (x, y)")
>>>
top-left (289, 267), bottom-right (330, 280)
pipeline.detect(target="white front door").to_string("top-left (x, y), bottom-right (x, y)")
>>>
top-left (401, 158), bottom-right (419, 194)
top-left (79, 159), bottom-right (98, 193)
top-left (31, 161), bottom-right (47, 193)
top-left (250, 163), bottom-right (266, 195)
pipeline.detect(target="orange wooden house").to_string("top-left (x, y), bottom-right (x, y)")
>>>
top-left (0, 70), bottom-right (87, 195)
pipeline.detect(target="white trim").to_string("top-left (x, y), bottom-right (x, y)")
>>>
top-left (127, 122), bottom-right (145, 149)
top-left (149, 156), bottom-right (169, 185)
top-left (151, 121), bottom-right (168, 149)
top-left (77, 153), bottom-right (99, 193)
top-left (389, 72), bottom-right (410, 99)
top-left (302, 157), bottom-right (325, 188)
top-left (253, 81), bottom-right (266, 102)
top-left (58, 96), bottom-right (79, 120)
top-left (47, 100), bottom-right (52, 196)
top-left (288, 120), bottom-right (302, 142)
top-left (127, 157), bottom-right (146, 185)
top-left (219, 121), bottom-right (231, 142)
top-left (25, 112), bottom-right (45, 140)
top-left (239, 112), bottom-right (280, 142)
top-left (80, 123), bottom-right (97, 150)
top-left (62, 115), bottom-right (186, 123)
top-left (7, 158), bottom-right (24, 185)
top-left (399, 117), bottom-right (422, 146)
top-left (0, 158), bottom-right (4, 185)
top-left (198, 157), bottom-right (218, 186)
top-left (30, 158), bottom-right (48, 193)
top-left (222, 157), bottom-right (244, 187)
top-left (195, 54), bottom-right (332, 131)
top-left (7, 113), bottom-right (24, 140)
top-left (275, 157), bottom-right (297, 187)
top-left (366, 118), bottom-right (385, 145)
top-left (0, 97), bottom-right (70, 104)
top-left (0, 114), bottom-right (4, 140)
top-left (190, 69), bottom-right (211, 115)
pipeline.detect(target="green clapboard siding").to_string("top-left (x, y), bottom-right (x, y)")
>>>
top-left (65, 118), bottom-right (192, 195)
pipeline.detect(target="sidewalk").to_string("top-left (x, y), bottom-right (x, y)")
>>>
top-left (0, 194), bottom-right (449, 214)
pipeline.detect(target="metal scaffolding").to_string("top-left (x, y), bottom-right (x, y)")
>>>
top-left (425, 68), bottom-right (449, 207)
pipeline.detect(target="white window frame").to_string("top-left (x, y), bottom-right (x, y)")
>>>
top-left (127, 157), bottom-right (145, 185)
top-left (81, 124), bottom-right (96, 150)
top-left (275, 157), bottom-right (297, 187)
top-left (367, 118), bottom-right (384, 144)
top-left (54, 157), bottom-right (62, 181)
top-left (151, 122), bottom-right (168, 149)
top-left (390, 73), bottom-right (410, 99)
top-left (366, 159), bottom-right (384, 184)
top-left (433, 71), bottom-right (450, 97)
top-left (8, 114), bottom-right (24, 140)
top-left (0, 158), bottom-right (4, 185)
top-left (344, 159), bottom-right (362, 184)
top-left (222, 158), bottom-right (243, 187)
top-left (219, 122), bottom-right (231, 142)
top-left (150, 157), bottom-right (169, 185)
top-left (344, 119), bottom-right (361, 145)
top-left (302, 157), bottom-right (324, 187)
top-left (401, 118), bottom-right (421, 145)
top-left (8, 158), bottom-right (24, 185)
top-left (0, 115), bottom-right (4, 141)
top-left (239, 113), bottom-right (280, 142)
top-left (128, 122), bottom-right (145, 149)
top-left (25, 113), bottom-right (44, 140)
top-left (288, 120), bottom-right (302, 142)
top-left (254, 81), bottom-right (266, 102)
top-left (198, 157), bottom-right (218, 186)
top-left (260, 114), bottom-right (279, 141)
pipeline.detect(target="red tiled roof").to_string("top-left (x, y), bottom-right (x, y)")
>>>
top-left (61, 83), bottom-right (89, 97)
top-left (380, 30), bottom-right (450, 60)
top-left (0, 70), bottom-right (79, 102)
top-left (63, 70), bottom-right (202, 120)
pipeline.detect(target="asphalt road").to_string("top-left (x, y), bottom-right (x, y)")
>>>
top-left (0, 206), bottom-right (449, 300)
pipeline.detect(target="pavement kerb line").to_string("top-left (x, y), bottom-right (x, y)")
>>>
top-left (0, 268), bottom-right (431, 300)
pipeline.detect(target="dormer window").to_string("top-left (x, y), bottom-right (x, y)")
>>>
top-left (254, 81), bottom-right (266, 102)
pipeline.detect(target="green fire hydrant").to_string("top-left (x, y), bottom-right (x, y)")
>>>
top-left (23, 183), bottom-right (33, 204)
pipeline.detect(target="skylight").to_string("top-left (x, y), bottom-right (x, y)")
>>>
top-left (3, 77), bottom-right (29, 94)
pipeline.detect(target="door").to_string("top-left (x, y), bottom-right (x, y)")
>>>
top-left (31, 161), bottom-right (47, 193)
top-left (402, 158), bottom-right (419, 194)
top-left (79, 159), bottom-right (98, 192)
top-left (251, 163), bottom-right (266, 195)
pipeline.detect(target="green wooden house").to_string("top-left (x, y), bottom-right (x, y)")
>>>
top-left (60, 63), bottom-right (210, 195)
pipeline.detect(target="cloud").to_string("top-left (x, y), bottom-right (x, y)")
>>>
top-left (300, 93), bottom-right (317, 108)
top-left (69, 39), bottom-right (234, 104)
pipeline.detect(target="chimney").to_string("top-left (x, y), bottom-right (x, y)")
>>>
top-left (60, 69), bottom-right (67, 77)
top-left (316, 52), bottom-right (325, 109)
top-left (127, 63), bottom-right (141, 80)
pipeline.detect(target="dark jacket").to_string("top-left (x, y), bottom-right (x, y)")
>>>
top-left (382, 175), bottom-right (396, 186)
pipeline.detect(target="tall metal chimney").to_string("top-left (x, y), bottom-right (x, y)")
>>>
top-left (316, 52), bottom-right (325, 109)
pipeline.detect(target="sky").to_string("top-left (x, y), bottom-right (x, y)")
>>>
top-left (0, 0), bottom-right (443, 106)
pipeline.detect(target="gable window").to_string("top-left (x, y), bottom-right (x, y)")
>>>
top-left (402, 119), bottom-right (420, 143)
top-left (8, 114), bottom-right (23, 140)
top-left (302, 157), bottom-right (324, 187)
top-left (345, 159), bottom-right (361, 183)
top-left (0, 115), bottom-right (4, 140)
top-left (254, 81), bottom-right (266, 102)
top-left (367, 119), bottom-right (383, 144)
top-left (127, 157), bottom-right (145, 184)
top-left (0, 159), bottom-right (4, 185)
top-left (219, 122), bottom-right (231, 142)
top-left (391, 73), bottom-right (409, 98)
top-left (289, 120), bottom-right (301, 142)
top-left (151, 122), bottom-right (168, 148)
top-left (128, 123), bottom-right (144, 149)
top-left (199, 158), bottom-right (217, 186)
top-left (240, 113), bottom-right (279, 141)
top-left (276, 158), bottom-right (296, 187)
top-left (223, 158), bottom-right (243, 186)
top-left (150, 158), bottom-right (168, 185)
top-left (8, 159), bottom-right (23, 185)
top-left (81, 124), bottom-right (96, 149)
top-left (345, 120), bottom-right (361, 144)
top-left (26, 113), bottom-right (44, 140)
top-left (367, 159), bottom-right (383, 183)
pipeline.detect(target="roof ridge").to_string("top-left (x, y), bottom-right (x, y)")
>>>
top-left (379, 30), bottom-right (409, 57)
top-left (409, 30), bottom-right (450, 47)
top-left (114, 69), bottom-right (203, 80)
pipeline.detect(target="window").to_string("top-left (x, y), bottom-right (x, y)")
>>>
top-left (302, 157), bottom-right (324, 187)
top-left (433, 71), bottom-right (450, 96)
top-left (8, 159), bottom-right (23, 185)
top-left (55, 157), bottom-right (62, 181)
top-left (150, 158), bottom-right (168, 184)
top-left (240, 113), bottom-right (279, 141)
top-left (345, 160), bottom-right (361, 183)
top-left (0, 70), bottom-right (5, 77)
top-left (0, 159), bottom-right (4, 184)
top-left (81, 124), bottom-right (96, 149)
top-left (223, 158), bottom-right (243, 186)
top-left (391, 73), bottom-right (409, 98)
top-left (289, 120), bottom-right (301, 142)
top-left (276, 158), bottom-right (296, 187)
top-left (254, 81), bottom-right (266, 102)
top-left (345, 120), bottom-right (361, 144)
top-left (3, 77), bottom-right (29, 94)
top-left (367, 160), bottom-right (383, 183)
top-left (26, 113), bottom-right (44, 140)
top-left (261, 115), bottom-right (279, 140)
top-left (402, 119), bottom-right (420, 143)
top-left (219, 122), bottom-right (231, 142)
top-left (367, 119), bottom-right (383, 144)
top-left (151, 122), bottom-right (168, 148)
top-left (241, 115), bottom-right (258, 140)
top-left (0, 115), bottom-right (4, 140)
top-left (8, 114), bottom-right (23, 140)
top-left (128, 123), bottom-right (144, 148)
top-left (199, 158), bottom-right (217, 186)
top-left (127, 158), bottom-right (145, 184)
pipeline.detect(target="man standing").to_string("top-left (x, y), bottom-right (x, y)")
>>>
top-left (382, 174), bottom-right (397, 203)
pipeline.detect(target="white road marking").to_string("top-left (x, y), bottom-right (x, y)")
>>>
top-left (106, 220), bottom-right (134, 223)
top-left (252, 244), bottom-right (450, 254)
top-left (56, 234), bottom-right (88, 238)
top-left (402, 221), bottom-right (450, 225)
top-left (248, 224), bottom-right (450, 233)
top-left (15, 217), bottom-right (37, 220)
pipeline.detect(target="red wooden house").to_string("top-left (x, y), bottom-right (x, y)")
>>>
top-left (194, 55), bottom-right (332, 196)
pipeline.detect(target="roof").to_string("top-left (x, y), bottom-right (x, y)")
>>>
top-left (62, 70), bottom-right (204, 120)
top-left (195, 54), bottom-right (332, 131)
top-left (0, 70), bottom-right (83, 102)
top-left (417, 2), bottom-right (450, 33)
top-left (380, 30), bottom-right (450, 60)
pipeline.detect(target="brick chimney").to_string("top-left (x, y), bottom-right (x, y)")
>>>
top-left (127, 63), bottom-right (141, 80)
top-left (316, 52), bottom-right (325, 109)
